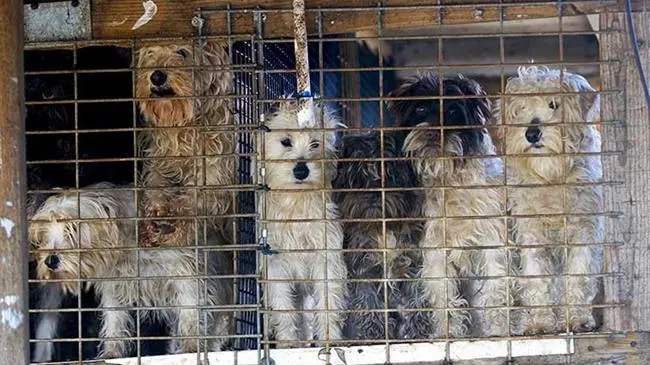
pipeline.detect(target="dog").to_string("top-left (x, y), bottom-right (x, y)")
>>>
top-left (333, 131), bottom-right (433, 341)
top-left (29, 182), bottom-right (233, 358)
top-left (497, 66), bottom-right (603, 334)
top-left (30, 272), bottom-right (104, 363)
top-left (389, 74), bottom-right (511, 337)
top-left (25, 73), bottom-right (76, 200)
top-left (136, 40), bottom-right (237, 248)
top-left (261, 99), bottom-right (347, 347)
top-left (26, 46), bottom-right (163, 362)
top-left (25, 73), bottom-right (87, 363)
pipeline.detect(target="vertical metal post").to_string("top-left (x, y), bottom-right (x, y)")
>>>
top-left (292, 0), bottom-right (315, 127)
top-left (0, 0), bottom-right (28, 364)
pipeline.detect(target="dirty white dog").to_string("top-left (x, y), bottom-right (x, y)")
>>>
top-left (390, 74), bottom-right (511, 337)
top-left (261, 99), bottom-right (347, 347)
top-left (498, 66), bottom-right (603, 334)
top-left (29, 183), bottom-right (233, 358)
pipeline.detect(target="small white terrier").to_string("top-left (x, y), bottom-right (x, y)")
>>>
top-left (498, 66), bottom-right (603, 334)
top-left (260, 99), bottom-right (347, 347)
top-left (29, 182), bottom-right (233, 358)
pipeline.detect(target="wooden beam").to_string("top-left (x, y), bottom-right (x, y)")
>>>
top-left (515, 333), bottom-right (647, 365)
top-left (0, 0), bottom-right (29, 364)
top-left (90, 0), bottom-right (629, 40)
top-left (600, 9), bottom-right (650, 332)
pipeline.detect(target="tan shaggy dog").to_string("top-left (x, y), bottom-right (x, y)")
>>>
top-left (29, 183), bottom-right (233, 358)
top-left (136, 40), bottom-right (236, 247)
top-left (260, 99), bottom-right (347, 347)
top-left (498, 66), bottom-right (603, 335)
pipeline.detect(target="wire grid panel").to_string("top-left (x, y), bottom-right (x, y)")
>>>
top-left (221, 3), bottom-right (625, 364)
top-left (23, 2), bottom-right (636, 365)
top-left (25, 36), bottom-right (260, 363)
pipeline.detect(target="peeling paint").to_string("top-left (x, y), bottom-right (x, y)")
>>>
top-left (131, 0), bottom-right (157, 30)
top-left (1, 309), bottom-right (23, 329)
top-left (111, 17), bottom-right (129, 26)
top-left (0, 218), bottom-right (14, 239)
top-left (10, 77), bottom-right (17, 84)
top-left (5, 201), bottom-right (12, 207)
top-left (1, 296), bottom-right (19, 305)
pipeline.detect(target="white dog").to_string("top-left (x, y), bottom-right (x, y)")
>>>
top-left (498, 66), bottom-right (603, 334)
top-left (260, 99), bottom-right (347, 347)
top-left (29, 182), bottom-right (233, 358)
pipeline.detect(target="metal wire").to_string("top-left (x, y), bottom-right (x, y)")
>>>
top-left (23, 2), bottom-right (636, 364)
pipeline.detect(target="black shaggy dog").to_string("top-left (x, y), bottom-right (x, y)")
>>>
top-left (387, 74), bottom-right (509, 338)
top-left (25, 73), bottom-right (76, 212)
top-left (334, 131), bottom-right (433, 341)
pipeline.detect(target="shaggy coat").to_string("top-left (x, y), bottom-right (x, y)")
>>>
top-left (389, 74), bottom-right (511, 337)
top-left (29, 183), bottom-right (233, 358)
top-left (261, 100), bottom-right (347, 347)
top-left (333, 131), bottom-right (433, 340)
top-left (136, 40), bottom-right (236, 248)
top-left (497, 66), bottom-right (603, 334)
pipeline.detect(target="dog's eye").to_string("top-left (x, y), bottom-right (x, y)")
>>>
top-left (549, 100), bottom-right (559, 110)
top-left (415, 106), bottom-right (428, 116)
top-left (280, 138), bottom-right (292, 148)
top-left (177, 48), bottom-right (189, 58)
top-left (310, 140), bottom-right (320, 150)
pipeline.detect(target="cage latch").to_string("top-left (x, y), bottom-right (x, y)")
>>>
top-left (257, 124), bottom-right (271, 132)
top-left (258, 228), bottom-right (277, 255)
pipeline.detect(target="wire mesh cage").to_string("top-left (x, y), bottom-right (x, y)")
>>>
top-left (18, 1), bottom-right (650, 364)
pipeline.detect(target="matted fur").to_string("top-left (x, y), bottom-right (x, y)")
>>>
top-left (261, 99), bottom-right (347, 347)
top-left (136, 40), bottom-right (236, 248)
top-left (333, 131), bottom-right (433, 340)
top-left (497, 66), bottom-right (603, 334)
top-left (29, 183), bottom-right (233, 358)
top-left (389, 74), bottom-right (512, 337)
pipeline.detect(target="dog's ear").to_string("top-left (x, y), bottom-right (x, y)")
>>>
top-left (561, 73), bottom-right (600, 151)
top-left (562, 73), bottom-right (600, 123)
top-left (388, 74), bottom-right (442, 128)
top-left (387, 78), bottom-right (411, 118)
top-left (197, 41), bottom-right (228, 66)
top-left (454, 77), bottom-right (492, 125)
top-left (265, 100), bottom-right (282, 117)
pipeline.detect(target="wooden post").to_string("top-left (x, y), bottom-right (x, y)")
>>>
top-left (0, 0), bottom-right (28, 363)
top-left (600, 9), bottom-right (650, 332)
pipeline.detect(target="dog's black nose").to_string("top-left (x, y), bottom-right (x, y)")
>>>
top-left (41, 89), bottom-right (54, 100)
top-left (531, 117), bottom-right (541, 125)
top-left (293, 162), bottom-right (310, 181)
top-left (150, 70), bottom-right (167, 86)
top-left (525, 126), bottom-right (542, 144)
top-left (45, 254), bottom-right (60, 270)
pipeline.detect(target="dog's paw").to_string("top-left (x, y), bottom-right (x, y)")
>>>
top-left (522, 308), bottom-right (558, 335)
top-left (32, 342), bottom-right (54, 363)
top-left (569, 309), bottom-right (596, 333)
top-left (167, 338), bottom-right (198, 354)
top-left (97, 340), bottom-right (126, 359)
